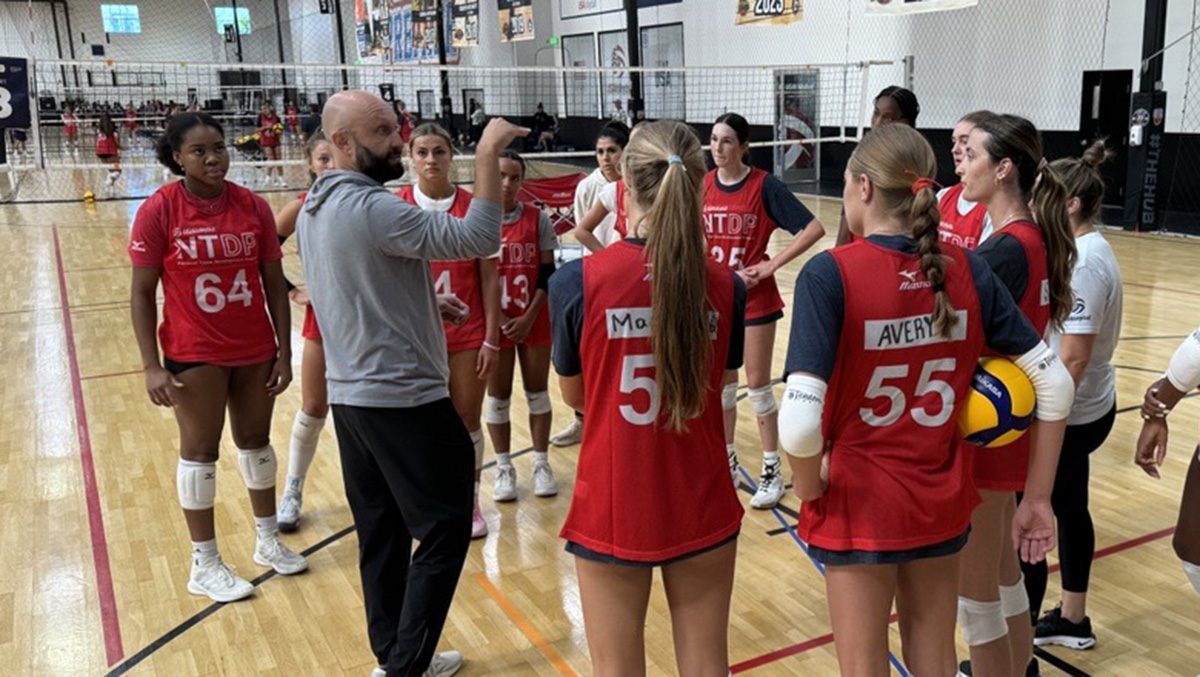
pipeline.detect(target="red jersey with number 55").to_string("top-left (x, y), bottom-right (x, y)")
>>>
top-left (397, 186), bottom-right (487, 353)
top-left (703, 168), bottom-right (784, 321)
top-left (559, 241), bottom-right (744, 561)
top-left (498, 203), bottom-right (551, 347)
top-left (799, 240), bottom-right (985, 552)
top-left (128, 181), bottom-right (282, 365)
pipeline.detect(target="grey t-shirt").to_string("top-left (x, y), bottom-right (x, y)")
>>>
top-left (297, 170), bottom-right (502, 408)
top-left (1049, 231), bottom-right (1123, 425)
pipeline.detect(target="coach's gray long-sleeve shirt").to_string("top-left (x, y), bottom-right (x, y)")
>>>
top-left (297, 169), bottom-right (501, 408)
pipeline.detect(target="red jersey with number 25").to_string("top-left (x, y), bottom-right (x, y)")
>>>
top-left (397, 186), bottom-right (487, 353)
top-left (938, 184), bottom-right (988, 250)
top-left (128, 181), bottom-right (283, 365)
top-left (972, 220), bottom-right (1050, 492)
top-left (498, 203), bottom-right (551, 348)
top-left (559, 241), bottom-right (744, 561)
top-left (800, 240), bottom-right (985, 552)
top-left (703, 168), bottom-right (784, 321)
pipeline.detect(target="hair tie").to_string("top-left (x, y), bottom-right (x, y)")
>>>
top-left (932, 280), bottom-right (946, 294)
top-left (667, 154), bottom-right (683, 166)
top-left (910, 177), bottom-right (938, 195)
top-left (1038, 157), bottom-right (1049, 171)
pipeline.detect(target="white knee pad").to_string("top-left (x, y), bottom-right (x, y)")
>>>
top-left (1184, 560), bottom-right (1200, 595)
top-left (748, 385), bottom-right (778, 418)
top-left (177, 459), bottom-right (216, 510)
top-left (957, 597), bottom-right (1008, 646)
top-left (485, 396), bottom-right (511, 425)
top-left (999, 575), bottom-right (1030, 618)
top-left (722, 383), bottom-right (739, 411)
top-left (237, 445), bottom-right (278, 490)
top-left (526, 390), bottom-right (552, 416)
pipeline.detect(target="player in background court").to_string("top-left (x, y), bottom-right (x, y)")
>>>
top-left (258, 102), bottom-right (285, 186)
top-left (939, 111), bottom-right (996, 250)
top-left (129, 113), bottom-right (306, 603)
top-left (705, 112), bottom-right (826, 509)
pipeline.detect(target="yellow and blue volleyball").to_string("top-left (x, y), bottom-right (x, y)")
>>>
top-left (958, 357), bottom-right (1036, 448)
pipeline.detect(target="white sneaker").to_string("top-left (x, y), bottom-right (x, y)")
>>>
top-left (550, 418), bottom-right (583, 447)
top-left (729, 448), bottom-right (741, 488)
top-left (187, 556), bottom-right (254, 603)
top-left (423, 651), bottom-right (463, 677)
top-left (254, 536), bottom-right (308, 575)
top-left (750, 459), bottom-right (785, 510)
top-left (275, 176), bottom-right (287, 187)
top-left (370, 668), bottom-right (385, 677)
top-left (493, 465), bottom-right (517, 502)
top-left (532, 463), bottom-right (558, 498)
top-left (278, 491), bottom-right (302, 533)
top-left (471, 501), bottom-right (487, 539)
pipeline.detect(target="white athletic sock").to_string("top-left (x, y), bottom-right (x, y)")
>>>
top-left (1184, 560), bottom-right (1200, 595)
top-left (762, 450), bottom-right (780, 465)
top-left (192, 538), bottom-right (219, 565)
top-left (496, 452), bottom-right (513, 468)
top-left (470, 429), bottom-right (485, 471)
top-left (533, 451), bottom-right (549, 466)
top-left (255, 515), bottom-right (279, 541)
top-left (287, 411), bottom-right (325, 492)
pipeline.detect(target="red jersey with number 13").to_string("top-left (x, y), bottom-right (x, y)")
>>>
top-left (800, 240), bottom-right (985, 552)
top-left (703, 168), bottom-right (785, 321)
top-left (128, 181), bottom-right (282, 365)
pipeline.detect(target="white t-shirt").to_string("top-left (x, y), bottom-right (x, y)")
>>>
top-left (414, 184), bottom-right (500, 259)
top-left (1049, 231), bottom-right (1123, 425)
top-left (572, 168), bottom-right (619, 254)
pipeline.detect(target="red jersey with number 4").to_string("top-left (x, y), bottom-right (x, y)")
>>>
top-left (560, 241), bottom-right (744, 561)
top-left (973, 220), bottom-right (1050, 492)
top-left (128, 181), bottom-right (282, 365)
top-left (498, 203), bottom-right (551, 348)
top-left (938, 184), bottom-right (988, 250)
top-left (397, 186), bottom-right (487, 353)
top-left (800, 239), bottom-right (985, 552)
top-left (703, 168), bottom-right (784, 321)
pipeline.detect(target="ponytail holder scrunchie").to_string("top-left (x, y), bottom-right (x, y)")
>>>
top-left (667, 154), bottom-right (684, 166)
top-left (910, 177), bottom-right (937, 195)
top-left (1038, 157), bottom-right (1049, 171)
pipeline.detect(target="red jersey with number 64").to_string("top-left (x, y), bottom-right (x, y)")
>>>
top-left (128, 181), bottom-right (283, 365)
top-left (703, 168), bottom-right (784, 321)
top-left (397, 186), bottom-right (487, 353)
top-left (800, 240), bottom-right (985, 552)
top-left (559, 241), bottom-right (744, 561)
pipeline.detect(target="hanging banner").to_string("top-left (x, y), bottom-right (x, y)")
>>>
top-left (392, 0), bottom-right (458, 64)
top-left (866, 0), bottom-right (978, 15)
top-left (411, 0), bottom-right (440, 58)
top-left (0, 57), bottom-right (30, 130)
top-left (356, 0), bottom-right (391, 61)
top-left (452, 0), bottom-right (479, 47)
top-left (736, 0), bottom-right (804, 25)
top-left (498, 0), bottom-right (535, 42)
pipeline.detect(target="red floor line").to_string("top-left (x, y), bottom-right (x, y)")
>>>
top-left (734, 526), bottom-right (1178, 673)
top-left (52, 225), bottom-right (125, 665)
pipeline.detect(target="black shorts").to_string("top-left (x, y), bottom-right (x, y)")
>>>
top-left (566, 531), bottom-right (739, 569)
top-left (164, 358), bottom-right (210, 374)
top-left (745, 310), bottom-right (784, 327)
top-left (809, 529), bottom-right (970, 567)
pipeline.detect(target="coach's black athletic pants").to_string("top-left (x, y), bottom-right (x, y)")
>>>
top-left (1020, 403), bottom-right (1117, 621)
top-left (332, 399), bottom-right (474, 676)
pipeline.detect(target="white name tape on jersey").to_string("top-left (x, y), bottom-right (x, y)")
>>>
top-left (607, 307), bottom-right (720, 340)
top-left (864, 310), bottom-right (968, 350)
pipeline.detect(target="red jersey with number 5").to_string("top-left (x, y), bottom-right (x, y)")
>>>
top-left (498, 203), bottom-right (551, 348)
top-left (972, 220), bottom-right (1050, 492)
top-left (397, 186), bottom-right (487, 353)
top-left (559, 241), bottom-right (744, 561)
top-left (128, 181), bottom-right (282, 365)
top-left (800, 239), bottom-right (985, 552)
top-left (703, 168), bottom-right (784, 321)
top-left (938, 184), bottom-right (988, 250)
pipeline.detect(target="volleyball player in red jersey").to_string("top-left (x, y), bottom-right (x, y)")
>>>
top-left (258, 102), bottom-right (284, 186)
top-left (273, 131), bottom-right (335, 532)
top-left (284, 101), bottom-right (300, 141)
top-left (938, 111), bottom-right (996, 250)
top-left (955, 114), bottom-right (1078, 677)
top-left (400, 123), bottom-right (509, 538)
top-left (778, 124), bottom-right (1072, 677)
top-left (95, 112), bottom-right (122, 192)
top-left (550, 120), bottom-right (746, 677)
top-left (483, 151), bottom-right (559, 537)
top-left (705, 112), bottom-right (826, 509)
top-left (123, 103), bottom-right (138, 135)
top-left (62, 104), bottom-right (79, 154)
top-left (129, 113), bottom-right (307, 604)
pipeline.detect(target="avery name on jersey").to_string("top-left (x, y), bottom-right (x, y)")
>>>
top-left (607, 307), bottom-right (720, 340)
top-left (704, 209), bottom-right (758, 236)
top-left (864, 310), bottom-right (968, 350)
top-left (174, 228), bottom-right (259, 262)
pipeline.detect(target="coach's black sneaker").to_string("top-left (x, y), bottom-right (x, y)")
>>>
top-left (957, 658), bottom-right (1040, 677)
top-left (1034, 606), bottom-right (1097, 650)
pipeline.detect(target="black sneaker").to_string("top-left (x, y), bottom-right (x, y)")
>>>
top-left (1034, 606), bottom-right (1097, 650)
top-left (957, 658), bottom-right (1040, 676)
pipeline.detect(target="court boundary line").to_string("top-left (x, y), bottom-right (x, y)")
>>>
top-left (475, 573), bottom-right (577, 677)
top-left (53, 224), bottom-right (125, 665)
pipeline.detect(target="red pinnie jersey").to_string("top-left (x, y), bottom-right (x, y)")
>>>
top-left (397, 186), bottom-right (487, 353)
top-left (938, 184), bottom-right (988, 250)
top-left (259, 114), bottom-right (281, 145)
top-left (800, 240), bottom-right (985, 552)
top-left (498, 204), bottom-right (551, 348)
top-left (559, 241), bottom-right (744, 561)
top-left (703, 168), bottom-right (785, 320)
top-left (128, 181), bottom-right (283, 364)
top-left (613, 180), bottom-right (629, 239)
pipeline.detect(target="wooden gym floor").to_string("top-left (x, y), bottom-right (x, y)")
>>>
top-left (2, 170), bottom-right (1198, 676)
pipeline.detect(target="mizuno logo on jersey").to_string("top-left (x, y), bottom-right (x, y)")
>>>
top-left (864, 311), bottom-right (968, 350)
top-left (897, 269), bottom-right (930, 291)
top-left (607, 307), bottom-right (720, 340)
top-left (130, 240), bottom-right (147, 252)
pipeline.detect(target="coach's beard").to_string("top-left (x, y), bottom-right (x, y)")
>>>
top-left (355, 143), bottom-right (406, 185)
